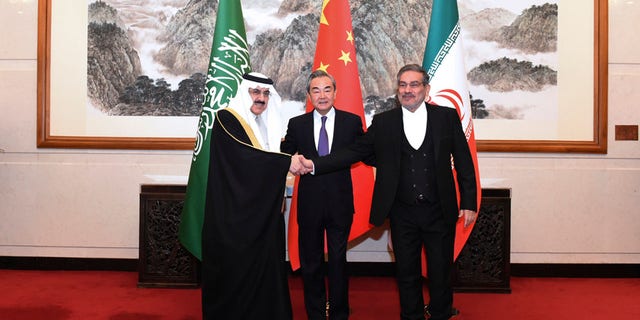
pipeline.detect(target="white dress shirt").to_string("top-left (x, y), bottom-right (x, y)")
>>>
top-left (314, 107), bottom-right (335, 154)
top-left (402, 103), bottom-right (428, 150)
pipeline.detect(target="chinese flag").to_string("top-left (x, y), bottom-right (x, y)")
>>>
top-left (288, 0), bottom-right (375, 270)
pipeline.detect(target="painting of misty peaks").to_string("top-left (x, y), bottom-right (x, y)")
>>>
top-left (86, 0), bottom-right (557, 122)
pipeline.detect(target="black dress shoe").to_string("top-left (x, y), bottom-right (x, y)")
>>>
top-left (424, 305), bottom-right (460, 318)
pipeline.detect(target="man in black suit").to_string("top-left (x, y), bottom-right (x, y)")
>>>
top-left (297, 64), bottom-right (478, 320)
top-left (281, 70), bottom-right (364, 320)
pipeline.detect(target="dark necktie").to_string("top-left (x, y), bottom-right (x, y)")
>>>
top-left (318, 116), bottom-right (329, 156)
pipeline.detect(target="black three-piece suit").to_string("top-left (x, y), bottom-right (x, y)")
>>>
top-left (314, 103), bottom-right (477, 320)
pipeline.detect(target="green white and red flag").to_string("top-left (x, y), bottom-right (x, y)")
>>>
top-left (422, 0), bottom-right (482, 261)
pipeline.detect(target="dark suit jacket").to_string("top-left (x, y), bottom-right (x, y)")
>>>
top-left (281, 108), bottom-right (364, 221)
top-left (314, 103), bottom-right (477, 227)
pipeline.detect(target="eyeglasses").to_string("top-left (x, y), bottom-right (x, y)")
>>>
top-left (249, 88), bottom-right (271, 97)
top-left (397, 81), bottom-right (425, 89)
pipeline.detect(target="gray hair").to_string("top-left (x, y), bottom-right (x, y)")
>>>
top-left (396, 64), bottom-right (430, 85)
top-left (306, 70), bottom-right (337, 93)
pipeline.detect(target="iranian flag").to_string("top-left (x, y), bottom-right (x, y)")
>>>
top-left (288, 0), bottom-right (375, 270)
top-left (422, 0), bottom-right (482, 261)
top-left (179, 0), bottom-right (251, 261)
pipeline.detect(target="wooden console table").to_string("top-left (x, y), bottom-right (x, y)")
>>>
top-left (138, 185), bottom-right (198, 288)
top-left (138, 185), bottom-right (511, 293)
top-left (453, 188), bottom-right (511, 293)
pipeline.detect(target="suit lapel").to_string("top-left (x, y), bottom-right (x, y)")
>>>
top-left (426, 104), bottom-right (443, 161)
top-left (301, 112), bottom-right (318, 156)
top-left (332, 110), bottom-right (344, 150)
top-left (391, 107), bottom-right (404, 146)
top-left (388, 107), bottom-right (403, 166)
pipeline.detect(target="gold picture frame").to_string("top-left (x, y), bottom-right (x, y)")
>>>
top-left (36, 0), bottom-right (607, 152)
top-left (475, 0), bottom-right (608, 153)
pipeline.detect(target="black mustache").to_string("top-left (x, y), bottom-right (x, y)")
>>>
top-left (253, 100), bottom-right (266, 105)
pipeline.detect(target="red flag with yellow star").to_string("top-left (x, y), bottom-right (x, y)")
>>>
top-left (288, 0), bottom-right (375, 270)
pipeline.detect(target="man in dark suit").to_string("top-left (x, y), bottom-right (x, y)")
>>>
top-left (298, 64), bottom-right (478, 320)
top-left (281, 70), bottom-right (364, 320)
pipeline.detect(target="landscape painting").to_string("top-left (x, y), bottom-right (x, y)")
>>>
top-left (87, 0), bottom-right (557, 123)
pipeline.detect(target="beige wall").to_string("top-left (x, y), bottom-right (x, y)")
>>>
top-left (1, 1), bottom-right (638, 264)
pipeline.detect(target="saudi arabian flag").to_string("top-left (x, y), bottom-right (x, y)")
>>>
top-left (179, 0), bottom-right (251, 261)
top-left (422, 0), bottom-right (482, 261)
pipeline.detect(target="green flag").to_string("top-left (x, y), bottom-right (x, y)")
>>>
top-left (179, 0), bottom-right (251, 260)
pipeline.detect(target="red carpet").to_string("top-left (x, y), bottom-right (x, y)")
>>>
top-left (1, 270), bottom-right (639, 319)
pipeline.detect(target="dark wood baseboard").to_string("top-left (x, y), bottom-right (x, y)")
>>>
top-left (510, 263), bottom-right (640, 278)
top-left (2, 257), bottom-right (638, 278)
top-left (347, 262), bottom-right (640, 278)
top-left (0, 257), bottom-right (137, 271)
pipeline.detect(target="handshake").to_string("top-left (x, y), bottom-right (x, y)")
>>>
top-left (289, 154), bottom-right (314, 176)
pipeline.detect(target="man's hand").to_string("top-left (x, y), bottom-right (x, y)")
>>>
top-left (289, 154), bottom-right (313, 176)
top-left (299, 155), bottom-right (314, 173)
top-left (459, 209), bottom-right (478, 227)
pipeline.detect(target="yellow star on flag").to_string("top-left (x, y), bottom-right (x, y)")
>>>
top-left (338, 50), bottom-right (352, 66)
top-left (346, 30), bottom-right (354, 45)
top-left (320, 0), bottom-right (330, 25)
top-left (317, 62), bottom-right (330, 72)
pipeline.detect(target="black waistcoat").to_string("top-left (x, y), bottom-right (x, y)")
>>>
top-left (396, 124), bottom-right (438, 206)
